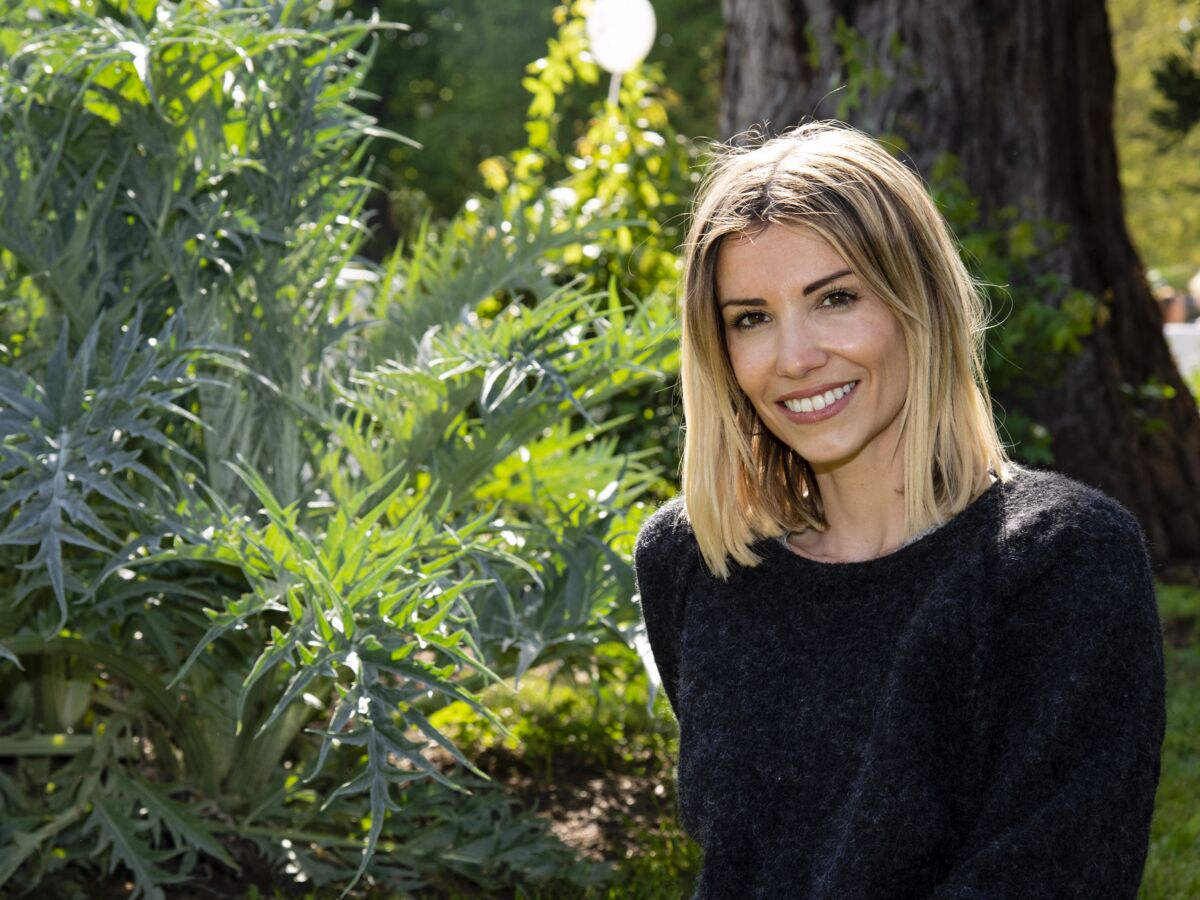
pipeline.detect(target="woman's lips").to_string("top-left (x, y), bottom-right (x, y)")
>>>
top-left (775, 380), bottom-right (859, 424)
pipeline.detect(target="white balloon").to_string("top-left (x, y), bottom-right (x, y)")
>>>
top-left (586, 0), bottom-right (657, 75)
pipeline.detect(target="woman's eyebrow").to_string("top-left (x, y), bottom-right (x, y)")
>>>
top-left (718, 268), bottom-right (853, 309)
top-left (803, 269), bottom-right (851, 295)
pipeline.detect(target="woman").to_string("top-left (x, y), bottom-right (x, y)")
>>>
top-left (634, 122), bottom-right (1166, 899)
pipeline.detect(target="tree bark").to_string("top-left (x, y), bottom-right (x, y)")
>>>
top-left (720, 0), bottom-right (1200, 565)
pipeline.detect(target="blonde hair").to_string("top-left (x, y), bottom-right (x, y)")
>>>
top-left (680, 121), bottom-right (1010, 579)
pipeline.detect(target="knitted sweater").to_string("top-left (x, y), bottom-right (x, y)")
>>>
top-left (633, 462), bottom-right (1166, 899)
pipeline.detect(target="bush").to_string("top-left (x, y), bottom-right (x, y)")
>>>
top-left (0, 1), bottom-right (674, 896)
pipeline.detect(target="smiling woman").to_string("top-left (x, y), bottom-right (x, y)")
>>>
top-left (677, 122), bottom-right (1007, 573)
top-left (633, 122), bottom-right (1166, 899)
top-left (716, 225), bottom-right (910, 530)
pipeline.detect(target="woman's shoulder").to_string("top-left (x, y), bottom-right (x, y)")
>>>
top-left (634, 495), bottom-right (696, 558)
top-left (988, 466), bottom-right (1161, 686)
top-left (996, 462), bottom-right (1150, 587)
top-left (1002, 462), bottom-right (1143, 544)
top-left (633, 496), bottom-right (703, 616)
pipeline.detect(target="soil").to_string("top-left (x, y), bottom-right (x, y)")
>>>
top-left (425, 740), bottom-right (676, 867)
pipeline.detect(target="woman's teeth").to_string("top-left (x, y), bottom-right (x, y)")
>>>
top-left (783, 381), bottom-right (858, 413)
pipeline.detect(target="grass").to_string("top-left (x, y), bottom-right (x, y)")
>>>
top-left (1141, 579), bottom-right (1200, 898)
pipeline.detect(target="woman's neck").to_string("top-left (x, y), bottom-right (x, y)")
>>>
top-left (789, 457), bottom-right (996, 563)
top-left (793, 459), bottom-right (909, 562)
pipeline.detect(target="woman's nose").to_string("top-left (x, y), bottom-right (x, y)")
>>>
top-left (774, 321), bottom-right (828, 379)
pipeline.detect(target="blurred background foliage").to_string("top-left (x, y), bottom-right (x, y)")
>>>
top-left (348, 0), bottom-right (721, 237)
top-left (346, 0), bottom-right (1200, 291)
top-left (1111, 0), bottom-right (1200, 286)
top-left (1, 0), bottom-right (1198, 897)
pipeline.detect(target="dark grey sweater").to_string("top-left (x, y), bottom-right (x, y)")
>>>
top-left (634, 463), bottom-right (1166, 899)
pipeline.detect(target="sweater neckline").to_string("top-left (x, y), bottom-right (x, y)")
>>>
top-left (755, 465), bottom-right (1015, 577)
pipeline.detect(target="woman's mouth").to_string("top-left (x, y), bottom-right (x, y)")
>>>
top-left (777, 380), bottom-right (859, 423)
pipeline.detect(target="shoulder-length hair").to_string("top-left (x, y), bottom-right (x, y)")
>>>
top-left (680, 121), bottom-right (1011, 579)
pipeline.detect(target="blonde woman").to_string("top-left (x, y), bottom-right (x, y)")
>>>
top-left (634, 122), bottom-right (1165, 899)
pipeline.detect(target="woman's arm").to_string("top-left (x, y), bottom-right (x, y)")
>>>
top-left (633, 499), bottom-right (690, 718)
top-left (932, 516), bottom-right (1166, 899)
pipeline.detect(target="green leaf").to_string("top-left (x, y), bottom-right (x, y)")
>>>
top-left (0, 641), bottom-right (22, 670)
top-left (85, 793), bottom-right (179, 900)
top-left (253, 646), bottom-right (340, 737)
top-left (337, 726), bottom-right (431, 896)
top-left (405, 707), bottom-right (489, 781)
top-left (109, 770), bottom-right (238, 871)
top-left (168, 592), bottom-right (272, 690)
top-left (44, 320), bottom-right (71, 427)
top-left (0, 795), bottom-right (90, 889)
top-left (7, 636), bottom-right (217, 795)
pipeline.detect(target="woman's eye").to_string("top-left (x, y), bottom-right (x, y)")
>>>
top-left (819, 289), bottom-right (857, 308)
top-left (730, 311), bottom-right (768, 330)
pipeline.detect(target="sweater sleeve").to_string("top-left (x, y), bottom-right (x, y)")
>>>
top-left (632, 499), bottom-right (691, 719)
top-left (932, 511), bottom-right (1166, 899)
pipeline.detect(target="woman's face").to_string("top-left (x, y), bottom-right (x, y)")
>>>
top-left (715, 223), bottom-right (910, 475)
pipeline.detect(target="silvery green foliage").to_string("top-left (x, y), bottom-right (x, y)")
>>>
top-left (0, 0), bottom-right (403, 507)
top-left (0, 2), bottom-right (674, 897)
top-left (341, 279), bottom-right (667, 684)
top-left (0, 307), bottom-right (232, 632)
top-left (144, 252), bottom-right (672, 895)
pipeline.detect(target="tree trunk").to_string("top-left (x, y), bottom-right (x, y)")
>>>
top-left (720, 0), bottom-right (1200, 565)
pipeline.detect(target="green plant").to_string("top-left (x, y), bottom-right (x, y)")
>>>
top-left (458, 1), bottom-right (696, 496)
top-left (429, 646), bottom-right (677, 773)
top-left (344, 0), bottom-right (721, 244)
top-left (335, 255), bottom-right (672, 682)
top-left (0, 0), bottom-right (406, 508)
top-left (0, 308), bottom-right (236, 638)
top-left (1, 1), bottom-right (676, 897)
top-left (422, 662), bottom-right (698, 899)
top-left (1140, 583), bottom-right (1200, 898)
top-left (481, 0), bottom-right (698, 302)
top-left (929, 154), bottom-right (1098, 464)
top-left (1150, 4), bottom-right (1200, 138)
top-left (1109, 0), bottom-right (1200, 276)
